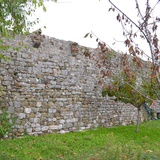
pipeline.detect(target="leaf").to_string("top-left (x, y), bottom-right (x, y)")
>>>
top-left (129, 45), bottom-right (134, 54)
top-left (122, 14), bottom-right (125, 20)
top-left (97, 63), bottom-right (102, 68)
top-left (108, 7), bottom-right (112, 11)
top-left (98, 80), bottom-right (102, 85)
top-left (84, 33), bottom-right (89, 38)
top-left (124, 39), bottom-right (130, 47)
top-left (145, 150), bottom-right (153, 153)
top-left (133, 33), bottom-right (137, 38)
top-left (116, 13), bottom-right (121, 22)
top-left (43, 6), bottom-right (46, 12)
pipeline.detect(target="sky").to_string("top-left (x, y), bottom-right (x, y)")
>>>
top-left (31, 0), bottom-right (160, 60)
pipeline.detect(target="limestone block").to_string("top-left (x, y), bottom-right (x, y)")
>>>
top-left (18, 113), bottom-right (26, 119)
top-left (36, 112), bottom-right (41, 118)
top-left (35, 123), bottom-right (40, 127)
top-left (77, 122), bottom-right (84, 127)
top-left (80, 127), bottom-right (86, 130)
top-left (29, 113), bottom-right (35, 119)
top-left (49, 125), bottom-right (59, 130)
top-left (61, 111), bottom-right (73, 116)
top-left (14, 101), bottom-right (21, 108)
top-left (56, 98), bottom-right (68, 102)
top-left (35, 127), bottom-right (41, 132)
top-left (46, 68), bottom-right (52, 73)
top-left (2, 81), bottom-right (11, 85)
top-left (36, 102), bottom-right (42, 107)
top-left (18, 128), bottom-right (25, 133)
top-left (36, 84), bottom-right (45, 89)
top-left (8, 107), bottom-right (14, 113)
top-left (48, 102), bottom-right (54, 106)
top-left (17, 125), bottom-right (24, 129)
top-left (59, 119), bottom-right (65, 124)
top-left (25, 108), bottom-right (31, 114)
top-left (62, 70), bottom-right (68, 75)
top-left (42, 126), bottom-right (49, 131)
top-left (53, 118), bottom-right (57, 121)
top-left (101, 119), bottom-right (106, 123)
top-left (32, 108), bottom-right (39, 113)
top-left (48, 108), bottom-right (56, 113)
top-left (31, 123), bottom-right (36, 128)
top-left (66, 118), bottom-right (75, 123)
top-left (87, 124), bottom-right (92, 128)
top-left (63, 123), bottom-right (73, 128)
top-left (4, 76), bottom-right (13, 81)
top-left (34, 118), bottom-right (39, 123)
top-left (48, 118), bottom-right (53, 122)
top-left (58, 124), bottom-right (63, 129)
top-left (69, 127), bottom-right (77, 132)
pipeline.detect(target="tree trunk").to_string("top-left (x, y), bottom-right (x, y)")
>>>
top-left (136, 107), bottom-right (141, 133)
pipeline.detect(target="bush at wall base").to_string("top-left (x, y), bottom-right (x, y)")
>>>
top-left (0, 111), bottom-right (16, 139)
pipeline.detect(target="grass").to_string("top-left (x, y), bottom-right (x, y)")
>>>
top-left (0, 120), bottom-right (160, 160)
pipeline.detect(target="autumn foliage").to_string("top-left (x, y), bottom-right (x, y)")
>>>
top-left (84, 0), bottom-right (160, 108)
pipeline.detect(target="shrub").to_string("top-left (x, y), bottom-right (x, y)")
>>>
top-left (0, 110), bottom-right (16, 138)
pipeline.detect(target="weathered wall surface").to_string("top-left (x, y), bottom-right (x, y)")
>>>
top-left (0, 35), bottom-right (144, 137)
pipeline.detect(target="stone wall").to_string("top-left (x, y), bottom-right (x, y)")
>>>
top-left (0, 35), bottom-right (145, 137)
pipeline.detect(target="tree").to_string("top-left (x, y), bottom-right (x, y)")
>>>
top-left (105, 0), bottom-right (160, 103)
top-left (85, 0), bottom-right (160, 132)
top-left (0, 0), bottom-right (57, 60)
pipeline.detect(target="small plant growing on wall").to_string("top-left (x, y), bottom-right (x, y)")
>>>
top-left (0, 110), bottom-right (16, 139)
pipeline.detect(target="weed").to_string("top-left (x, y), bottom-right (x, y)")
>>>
top-left (0, 111), bottom-right (16, 138)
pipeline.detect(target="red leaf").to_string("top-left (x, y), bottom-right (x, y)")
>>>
top-left (129, 45), bottom-right (134, 54)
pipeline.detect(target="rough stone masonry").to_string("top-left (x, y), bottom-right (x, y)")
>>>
top-left (0, 34), bottom-right (145, 137)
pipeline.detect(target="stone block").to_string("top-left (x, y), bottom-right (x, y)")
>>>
top-left (2, 81), bottom-right (11, 85)
top-left (59, 119), bottom-right (65, 124)
top-left (36, 112), bottom-right (41, 118)
top-left (80, 127), bottom-right (86, 130)
top-left (8, 107), bottom-right (14, 113)
top-left (29, 113), bottom-right (35, 119)
top-left (49, 125), bottom-right (59, 130)
top-left (48, 108), bottom-right (56, 113)
top-left (62, 70), bottom-right (68, 75)
top-left (42, 126), bottom-right (49, 131)
top-left (18, 113), bottom-right (26, 119)
top-left (4, 76), bottom-right (13, 81)
top-left (34, 118), bottom-right (39, 123)
top-left (59, 130), bottom-right (66, 134)
top-left (25, 108), bottom-right (31, 114)
top-left (14, 101), bottom-right (21, 108)
top-left (36, 102), bottom-right (42, 107)
top-left (35, 123), bottom-right (40, 127)
top-left (35, 127), bottom-right (41, 132)
top-left (18, 128), bottom-right (25, 133)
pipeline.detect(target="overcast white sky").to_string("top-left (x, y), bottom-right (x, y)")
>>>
top-left (31, 0), bottom-right (160, 60)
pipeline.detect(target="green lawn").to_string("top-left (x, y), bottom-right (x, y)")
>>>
top-left (0, 120), bottom-right (160, 160)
